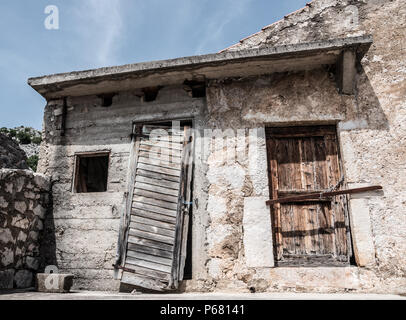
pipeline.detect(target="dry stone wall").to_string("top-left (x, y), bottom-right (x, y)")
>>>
top-left (0, 169), bottom-right (50, 289)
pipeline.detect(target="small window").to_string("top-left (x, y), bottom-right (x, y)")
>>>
top-left (74, 153), bottom-right (109, 193)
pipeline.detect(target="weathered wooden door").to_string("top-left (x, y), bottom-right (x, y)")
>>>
top-left (118, 122), bottom-right (193, 291)
top-left (266, 126), bottom-right (351, 266)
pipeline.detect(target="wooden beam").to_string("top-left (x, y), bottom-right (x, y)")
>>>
top-left (266, 186), bottom-right (382, 205)
top-left (338, 49), bottom-right (357, 95)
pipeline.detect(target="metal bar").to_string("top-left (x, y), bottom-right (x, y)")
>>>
top-left (266, 186), bottom-right (382, 205)
top-left (113, 264), bottom-right (137, 274)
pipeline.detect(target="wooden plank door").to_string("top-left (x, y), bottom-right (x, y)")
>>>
top-left (119, 123), bottom-right (193, 291)
top-left (266, 126), bottom-right (351, 266)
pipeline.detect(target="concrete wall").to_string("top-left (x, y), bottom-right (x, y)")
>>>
top-left (38, 86), bottom-right (206, 290)
top-left (38, 0), bottom-right (405, 294)
top-left (0, 169), bottom-right (50, 289)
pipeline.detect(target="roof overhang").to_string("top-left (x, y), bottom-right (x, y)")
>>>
top-left (28, 35), bottom-right (372, 99)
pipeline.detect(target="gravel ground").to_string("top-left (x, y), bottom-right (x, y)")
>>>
top-left (0, 290), bottom-right (404, 300)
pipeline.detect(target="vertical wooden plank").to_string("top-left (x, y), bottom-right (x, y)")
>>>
top-left (300, 138), bottom-right (318, 254)
top-left (170, 125), bottom-right (190, 289)
top-left (116, 123), bottom-right (141, 270)
top-left (178, 126), bottom-right (194, 282)
top-left (266, 137), bottom-right (282, 260)
top-left (325, 134), bottom-right (348, 258)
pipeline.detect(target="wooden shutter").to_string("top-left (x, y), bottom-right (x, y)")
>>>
top-left (119, 123), bottom-right (193, 291)
top-left (266, 126), bottom-right (351, 266)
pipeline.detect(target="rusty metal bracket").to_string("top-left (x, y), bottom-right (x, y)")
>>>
top-left (113, 264), bottom-right (137, 274)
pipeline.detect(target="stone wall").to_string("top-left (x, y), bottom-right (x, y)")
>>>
top-left (0, 169), bottom-right (50, 289)
top-left (192, 0), bottom-right (406, 294)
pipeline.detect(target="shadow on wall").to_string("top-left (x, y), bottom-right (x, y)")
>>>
top-left (38, 188), bottom-right (57, 274)
top-left (340, 63), bottom-right (389, 131)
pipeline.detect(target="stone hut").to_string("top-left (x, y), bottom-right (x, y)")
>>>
top-left (27, 0), bottom-right (405, 293)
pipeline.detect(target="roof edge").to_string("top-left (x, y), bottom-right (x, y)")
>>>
top-left (28, 35), bottom-right (373, 96)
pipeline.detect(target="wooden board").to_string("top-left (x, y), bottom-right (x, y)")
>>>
top-left (266, 126), bottom-right (351, 266)
top-left (120, 123), bottom-right (193, 291)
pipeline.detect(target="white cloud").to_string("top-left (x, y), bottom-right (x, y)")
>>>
top-left (194, 0), bottom-right (252, 55)
top-left (74, 0), bottom-right (124, 67)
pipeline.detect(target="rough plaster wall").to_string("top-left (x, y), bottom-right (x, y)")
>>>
top-left (205, 0), bottom-right (405, 294)
top-left (38, 86), bottom-right (206, 290)
top-left (0, 169), bottom-right (50, 289)
top-left (197, 69), bottom-right (361, 293)
top-left (340, 0), bottom-right (406, 288)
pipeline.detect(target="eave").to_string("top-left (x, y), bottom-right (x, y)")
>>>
top-left (28, 35), bottom-right (373, 100)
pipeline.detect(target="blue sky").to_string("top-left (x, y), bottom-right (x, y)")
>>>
top-left (0, 0), bottom-right (307, 130)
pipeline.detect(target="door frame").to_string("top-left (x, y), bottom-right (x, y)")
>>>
top-left (265, 124), bottom-right (354, 267)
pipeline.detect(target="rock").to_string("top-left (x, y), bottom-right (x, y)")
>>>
top-left (17, 231), bottom-right (27, 242)
top-left (0, 196), bottom-right (8, 209)
top-left (33, 205), bottom-right (46, 219)
top-left (14, 201), bottom-right (27, 214)
top-left (14, 270), bottom-right (33, 288)
top-left (28, 231), bottom-right (39, 241)
top-left (1, 247), bottom-right (14, 266)
top-left (24, 191), bottom-right (36, 199)
top-left (0, 269), bottom-right (14, 289)
top-left (25, 256), bottom-right (40, 270)
top-left (0, 133), bottom-right (29, 169)
top-left (33, 174), bottom-right (50, 191)
top-left (0, 229), bottom-right (14, 244)
top-left (36, 274), bottom-right (74, 293)
top-left (11, 214), bottom-right (30, 229)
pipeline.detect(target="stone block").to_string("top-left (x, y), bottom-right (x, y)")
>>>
top-left (243, 197), bottom-right (274, 267)
top-left (25, 256), bottom-right (40, 270)
top-left (0, 229), bottom-right (14, 244)
top-left (33, 205), bottom-right (46, 219)
top-left (0, 269), bottom-right (14, 289)
top-left (33, 174), bottom-right (50, 191)
top-left (348, 197), bottom-right (376, 267)
top-left (14, 201), bottom-right (27, 214)
top-left (36, 273), bottom-right (74, 293)
top-left (14, 270), bottom-right (33, 288)
top-left (0, 196), bottom-right (8, 209)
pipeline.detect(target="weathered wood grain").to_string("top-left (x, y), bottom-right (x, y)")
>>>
top-left (137, 162), bottom-right (181, 177)
top-left (126, 256), bottom-right (172, 273)
top-left (129, 228), bottom-right (175, 245)
top-left (266, 126), bottom-right (350, 266)
top-left (132, 195), bottom-right (178, 211)
top-left (121, 272), bottom-right (167, 291)
top-left (126, 250), bottom-right (173, 266)
top-left (132, 215), bottom-right (176, 231)
top-left (130, 221), bottom-right (176, 237)
top-left (128, 235), bottom-right (173, 252)
top-left (134, 181), bottom-right (179, 197)
top-left (127, 243), bottom-right (173, 259)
